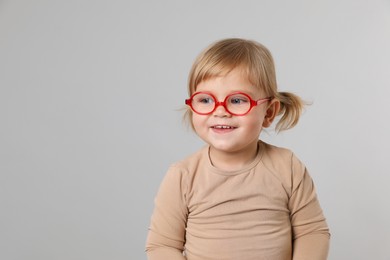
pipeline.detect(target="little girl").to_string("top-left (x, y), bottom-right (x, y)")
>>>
top-left (145, 38), bottom-right (330, 260)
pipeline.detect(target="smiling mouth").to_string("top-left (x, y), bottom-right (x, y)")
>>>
top-left (211, 125), bottom-right (236, 129)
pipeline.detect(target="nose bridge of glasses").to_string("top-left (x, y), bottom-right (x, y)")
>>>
top-left (214, 100), bottom-right (229, 111)
top-left (215, 100), bottom-right (225, 106)
top-left (213, 100), bottom-right (235, 116)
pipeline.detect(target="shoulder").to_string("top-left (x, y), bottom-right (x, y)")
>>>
top-left (159, 146), bottom-right (208, 202)
top-left (166, 145), bottom-right (208, 179)
top-left (261, 141), bottom-right (297, 172)
top-left (260, 141), bottom-right (306, 194)
top-left (261, 142), bottom-right (294, 163)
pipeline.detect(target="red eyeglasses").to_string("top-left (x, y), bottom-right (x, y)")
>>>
top-left (185, 92), bottom-right (271, 116)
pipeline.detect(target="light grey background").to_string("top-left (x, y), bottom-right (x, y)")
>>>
top-left (1, 0), bottom-right (389, 259)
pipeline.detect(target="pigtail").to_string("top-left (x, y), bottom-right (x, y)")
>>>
top-left (275, 92), bottom-right (307, 132)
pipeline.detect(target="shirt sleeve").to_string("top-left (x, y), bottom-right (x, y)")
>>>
top-left (145, 165), bottom-right (188, 260)
top-left (289, 154), bottom-right (330, 260)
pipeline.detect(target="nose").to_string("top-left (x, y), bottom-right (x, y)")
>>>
top-left (213, 101), bottom-right (231, 117)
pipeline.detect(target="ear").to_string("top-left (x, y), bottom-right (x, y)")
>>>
top-left (262, 99), bottom-right (280, 128)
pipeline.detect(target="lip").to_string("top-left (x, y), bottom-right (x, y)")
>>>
top-left (210, 124), bottom-right (237, 133)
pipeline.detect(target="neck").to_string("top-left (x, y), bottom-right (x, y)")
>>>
top-left (209, 141), bottom-right (259, 171)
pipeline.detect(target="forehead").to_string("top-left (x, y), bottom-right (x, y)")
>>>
top-left (195, 67), bottom-right (262, 97)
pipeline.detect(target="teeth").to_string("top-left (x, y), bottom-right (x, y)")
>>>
top-left (214, 125), bottom-right (232, 129)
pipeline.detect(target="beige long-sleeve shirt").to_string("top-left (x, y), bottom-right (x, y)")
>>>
top-left (146, 141), bottom-right (330, 260)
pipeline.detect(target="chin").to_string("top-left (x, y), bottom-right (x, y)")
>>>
top-left (209, 141), bottom-right (241, 152)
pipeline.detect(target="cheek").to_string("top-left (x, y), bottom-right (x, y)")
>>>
top-left (246, 118), bottom-right (263, 130)
top-left (243, 113), bottom-right (266, 130)
top-left (192, 114), bottom-right (207, 132)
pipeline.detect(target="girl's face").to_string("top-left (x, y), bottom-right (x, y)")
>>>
top-left (192, 67), bottom-right (274, 160)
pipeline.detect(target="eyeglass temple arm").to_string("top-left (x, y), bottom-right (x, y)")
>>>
top-left (256, 97), bottom-right (272, 105)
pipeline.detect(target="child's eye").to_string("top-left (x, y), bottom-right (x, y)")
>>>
top-left (229, 96), bottom-right (249, 105)
top-left (197, 97), bottom-right (214, 104)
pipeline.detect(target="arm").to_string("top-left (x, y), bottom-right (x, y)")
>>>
top-left (145, 166), bottom-right (188, 260)
top-left (289, 155), bottom-right (330, 260)
top-left (292, 233), bottom-right (330, 260)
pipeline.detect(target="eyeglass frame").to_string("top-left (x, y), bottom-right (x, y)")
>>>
top-left (185, 91), bottom-right (272, 116)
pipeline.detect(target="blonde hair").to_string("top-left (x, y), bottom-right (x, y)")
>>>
top-left (185, 38), bottom-right (306, 132)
